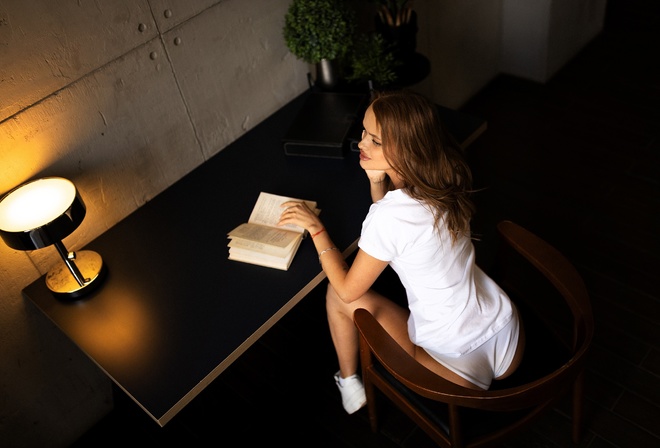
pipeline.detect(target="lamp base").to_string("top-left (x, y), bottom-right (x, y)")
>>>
top-left (46, 250), bottom-right (106, 300)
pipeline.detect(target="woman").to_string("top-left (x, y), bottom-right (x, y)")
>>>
top-left (278, 90), bottom-right (524, 414)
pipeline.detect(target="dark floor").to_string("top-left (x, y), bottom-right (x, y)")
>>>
top-left (72, 1), bottom-right (659, 447)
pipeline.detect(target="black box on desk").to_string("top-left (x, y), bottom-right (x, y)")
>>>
top-left (283, 92), bottom-right (367, 159)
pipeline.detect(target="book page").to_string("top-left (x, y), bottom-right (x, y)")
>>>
top-left (227, 192), bottom-right (319, 270)
top-left (228, 238), bottom-right (291, 257)
top-left (228, 223), bottom-right (301, 250)
top-left (228, 236), bottom-right (303, 271)
top-left (228, 249), bottom-right (290, 271)
top-left (247, 192), bottom-right (317, 233)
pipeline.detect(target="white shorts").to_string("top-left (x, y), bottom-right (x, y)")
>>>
top-left (424, 306), bottom-right (521, 390)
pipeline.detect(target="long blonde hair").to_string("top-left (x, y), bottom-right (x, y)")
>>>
top-left (370, 90), bottom-right (475, 243)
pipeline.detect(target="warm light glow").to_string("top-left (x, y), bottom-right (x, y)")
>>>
top-left (0, 178), bottom-right (76, 232)
top-left (68, 286), bottom-right (156, 370)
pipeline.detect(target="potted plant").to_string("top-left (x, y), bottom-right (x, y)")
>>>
top-left (283, 0), bottom-right (357, 90)
top-left (372, 0), bottom-right (414, 27)
top-left (369, 0), bottom-right (417, 62)
top-left (346, 32), bottom-right (400, 89)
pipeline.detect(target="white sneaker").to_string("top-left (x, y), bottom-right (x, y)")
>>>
top-left (334, 371), bottom-right (367, 414)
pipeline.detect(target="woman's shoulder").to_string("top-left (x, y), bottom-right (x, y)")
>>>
top-left (369, 190), bottom-right (432, 224)
top-left (372, 190), bottom-right (413, 213)
top-left (380, 188), bottom-right (416, 205)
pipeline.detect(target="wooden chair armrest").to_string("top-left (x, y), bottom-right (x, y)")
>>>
top-left (354, 308), bottom-right (483, 401)
top-left (496, 221), bottom-right (595, 346)
top-left (497, 221), bottom-right (591, 317)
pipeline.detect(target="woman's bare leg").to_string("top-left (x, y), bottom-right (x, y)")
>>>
top-left (325, 282), bottom-right (487, 391)
top-left (325, 283), bottom-right (410, 378)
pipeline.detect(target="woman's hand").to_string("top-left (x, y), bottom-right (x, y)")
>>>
top-left (278, 200), bottom-right (324, 234)
top-left (365, 169), bottom-right (387, 184)
top-left (365, 170), bottom-right (389, 202)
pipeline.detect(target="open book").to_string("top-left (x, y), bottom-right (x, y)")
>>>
top-left (227, 192), bottom-right (320, 270)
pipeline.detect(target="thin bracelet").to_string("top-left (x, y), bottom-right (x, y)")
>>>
top-left (311, 228), bottom-right (326, 239)
top-left (318, 246), bottom-right (339, 263)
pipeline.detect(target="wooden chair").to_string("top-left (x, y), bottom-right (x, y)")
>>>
top-left (354, 220), bottom-right (594, 447)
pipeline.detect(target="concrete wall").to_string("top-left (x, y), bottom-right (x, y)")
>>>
top-left (414, 0), bottom-right (503, 109)
top-left (0, 1), bottom-right (309, 446)
top-left (0, 0), bottom-right (603, 446)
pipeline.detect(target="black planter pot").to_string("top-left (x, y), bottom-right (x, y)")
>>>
top-left (315, 59), bottom-right (341, 90)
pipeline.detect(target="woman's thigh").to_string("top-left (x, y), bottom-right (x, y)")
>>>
top-left (327, 284), bottom-right (413, 353)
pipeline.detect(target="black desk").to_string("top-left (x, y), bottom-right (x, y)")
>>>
top-left (22, 92), bottom-right (485, 426)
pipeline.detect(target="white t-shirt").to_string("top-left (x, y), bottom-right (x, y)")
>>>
top-left (358, 189), bottom-right (513, 358)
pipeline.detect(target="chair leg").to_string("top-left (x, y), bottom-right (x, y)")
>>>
top-left (572, 371), bottom-right (585, 444)
top-left (364, 372), bottom-right (379, 433)
top-left (359, 334), bottom-right (379, 433)
top-left (449, 404), bottom-right (464, 448)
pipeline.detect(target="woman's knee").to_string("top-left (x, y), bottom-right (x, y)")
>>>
top-left (325, 283), bottom-right (340, 305)
top-left (325, 283), bottom-right (347, 314)
top-left (325, 282), bottom-right (337, 299)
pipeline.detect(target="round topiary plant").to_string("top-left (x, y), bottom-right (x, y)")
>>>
top-left (283, 0), bottom-right (356, 65)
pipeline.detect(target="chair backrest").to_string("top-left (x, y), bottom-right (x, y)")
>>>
top-left (354, 220), bottom-right (594, 447)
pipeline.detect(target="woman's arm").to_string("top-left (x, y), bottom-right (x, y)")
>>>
top-left (312, 232), bottom-right (387, 303)
top-left (278, 201), bottom-right (387, 303)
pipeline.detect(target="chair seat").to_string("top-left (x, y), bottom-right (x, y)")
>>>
top-left (490, 297), bottom-right (571, 389)
top-left (375, 364), bottom-right (531, 440)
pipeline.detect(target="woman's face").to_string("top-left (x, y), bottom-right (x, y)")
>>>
top-left (358, 106), bottom-right (391, 171)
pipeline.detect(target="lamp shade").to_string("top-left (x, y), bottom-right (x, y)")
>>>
top-left (0, 177), bottom-right (86, 251)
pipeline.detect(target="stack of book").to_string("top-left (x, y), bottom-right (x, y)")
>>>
top-left (227, 192), bottom-right (319, 270)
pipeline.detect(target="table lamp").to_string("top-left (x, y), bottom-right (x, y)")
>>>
top-left (0, 177), bottom-right (106, 300)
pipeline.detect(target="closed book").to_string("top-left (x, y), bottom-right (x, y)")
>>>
top-left (283, 92), bottom-right (367, 159)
